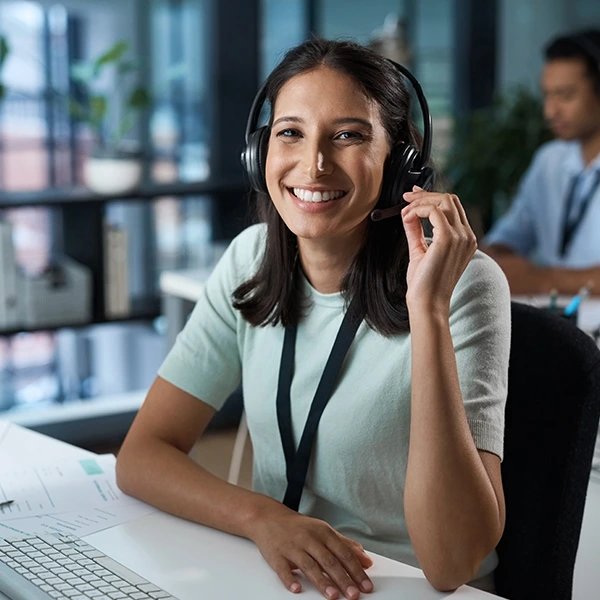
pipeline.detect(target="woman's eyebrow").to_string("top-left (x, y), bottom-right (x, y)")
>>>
top-left (272, 116), bottom-right (303, 127)
top-left (272, 116), bottom-right (373, 131)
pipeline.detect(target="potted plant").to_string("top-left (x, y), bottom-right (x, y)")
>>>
top-left (69, 41), bottom-right (151, 195)
top-left (444, 87), bottom-right (553, 235)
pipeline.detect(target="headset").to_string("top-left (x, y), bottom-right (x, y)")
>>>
top-left (240, 58), bottom-right (435, 222)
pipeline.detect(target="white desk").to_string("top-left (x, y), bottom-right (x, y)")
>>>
top-left (0, 421), bottom-right (499, 600)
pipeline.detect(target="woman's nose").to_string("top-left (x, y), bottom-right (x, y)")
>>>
top-left (305, 147), bottom-right (332, 179)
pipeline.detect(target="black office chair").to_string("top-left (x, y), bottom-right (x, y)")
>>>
top-left (495, 302), bottom-right (600, 600)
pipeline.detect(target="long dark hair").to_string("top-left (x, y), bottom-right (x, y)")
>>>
top-left (233, 38), bottom-right (425, 336)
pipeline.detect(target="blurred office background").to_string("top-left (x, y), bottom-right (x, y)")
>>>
top-left (0, 0), bottom-right (599, 445)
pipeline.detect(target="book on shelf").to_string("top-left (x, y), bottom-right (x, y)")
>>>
top-left (0, 220), bottom-right (19, 329)
top-left (103, 222), bottom-right (130, 319)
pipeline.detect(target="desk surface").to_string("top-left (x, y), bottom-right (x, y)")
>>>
top-left (0, 421), bottom-right (498, 600)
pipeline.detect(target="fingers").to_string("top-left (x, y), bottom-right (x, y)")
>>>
top-left (291, 550), bottom-right (347, 599)
top-left (402, 187), bottom-right (477, 250)
top-left (270, 540), bottom-right (372, 600)
top-left (272, 556), bottom-right (303, 594)
top-left (328, 537), bottom-right (374, 593)
top-left (402, 187), bottom-right (461, 227)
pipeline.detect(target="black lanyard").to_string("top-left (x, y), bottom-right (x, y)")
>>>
top-left (560, 170), bottom-right (600, 257)
top-left (276, 296), bottom-right (364, 511)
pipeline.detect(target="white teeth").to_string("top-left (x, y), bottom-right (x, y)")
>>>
top-left (291, 188), bottom-right (345, 202)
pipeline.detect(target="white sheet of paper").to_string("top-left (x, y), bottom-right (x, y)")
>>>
top-left (0, 455), bottom-right (140, 521)
top-left (0, 503), bottom-right (156, 539)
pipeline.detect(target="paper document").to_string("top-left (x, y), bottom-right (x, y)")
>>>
top-left (0, 455), bottom-right (138, 520)
top-left (0, 503), bottom-right (156, 539)
top-left (0, 454), bottom-right (156, 538)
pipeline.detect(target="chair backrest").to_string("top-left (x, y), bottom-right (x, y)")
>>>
top-left (495, 302), bottom-right (600, 600)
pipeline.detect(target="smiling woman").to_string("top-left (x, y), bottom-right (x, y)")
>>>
top-left (116, 38), bottom-right (511, 600)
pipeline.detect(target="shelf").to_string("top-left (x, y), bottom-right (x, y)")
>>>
top-left (0, 179), bottom-right (248, 208)
top-left (1, 390), bottom-right (147, 446)
top-left (0, 300), bottom-right (160, 337)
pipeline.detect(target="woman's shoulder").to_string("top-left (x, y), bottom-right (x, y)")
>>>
top-left (219, 223), bottom-right (267, 273)
top-left (451, 249), bottom-right (511, 317)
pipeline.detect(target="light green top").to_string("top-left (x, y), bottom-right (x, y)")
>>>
top-left (158, 223), bottom-right (511, 581)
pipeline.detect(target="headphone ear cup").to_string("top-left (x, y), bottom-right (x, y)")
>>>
top-left (242, 126), bottom-right (270, 194)
top-left (379, 143), bottom-right (421, 209)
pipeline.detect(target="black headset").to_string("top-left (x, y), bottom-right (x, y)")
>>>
top-left (240, 59), bottom-right (435, 222)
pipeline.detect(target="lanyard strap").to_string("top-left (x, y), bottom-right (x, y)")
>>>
top-left (276, 296), bottom-right (364, 512)
top-left (560, 170), bottom-right (600, 257)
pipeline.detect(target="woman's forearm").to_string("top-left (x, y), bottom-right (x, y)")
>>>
top-left (116, 437), bottom-right (280, 540)
top-left (404, 307), bottom-right (503, 591)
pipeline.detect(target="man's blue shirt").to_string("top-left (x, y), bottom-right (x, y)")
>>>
top-left (484, 140), bottom-right (600, 268)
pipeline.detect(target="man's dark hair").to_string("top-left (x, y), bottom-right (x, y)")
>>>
top-left (544, 29), bottom-right (600, 94)
top-left (232, 38), bottom-right (427, 336)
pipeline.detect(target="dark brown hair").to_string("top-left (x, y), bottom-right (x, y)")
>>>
top-left (233, 38), bottom-right (425, 336)
top-left (545, 29), bottom-right (600, 95)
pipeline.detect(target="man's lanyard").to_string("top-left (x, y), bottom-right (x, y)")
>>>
top-left (276, 296), bottom-right (364, 512)
top-left (560, 170), bottom-right (600, 257)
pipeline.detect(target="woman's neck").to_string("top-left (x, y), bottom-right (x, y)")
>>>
top-left (298, 228), bottom-right (364, 294)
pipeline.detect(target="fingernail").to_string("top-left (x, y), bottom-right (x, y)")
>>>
top-left (290, 582), bottom-right (301, 593)
top-left (326, 586), bottom-right (338, 599)
top-left (361, 579), bottom-right (373, 592)
top-left (413, 185), bottom-right (423, 191)
top-left (346, 585), bottom-right (360, 598)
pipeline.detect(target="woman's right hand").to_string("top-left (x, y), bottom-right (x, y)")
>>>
top-left (247, 500), bottom-right (374, 599)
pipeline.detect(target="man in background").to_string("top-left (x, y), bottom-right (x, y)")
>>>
top-left (482, 29), bottom-right (600, 294)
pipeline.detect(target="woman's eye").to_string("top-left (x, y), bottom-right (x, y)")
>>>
top-left (276, 129), bottom-right (300, 138)
top-left (337, 131), bottom-right (363, 141)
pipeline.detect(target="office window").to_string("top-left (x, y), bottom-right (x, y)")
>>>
top-left (150, 0), bottom-right (210, 184)
top-left (261, 0), bottom-right (307, 79)
top-left (318, 0), bottom-right (453, 158)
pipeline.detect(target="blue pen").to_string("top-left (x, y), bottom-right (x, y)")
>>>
top-left (564, 284), bottom-right (592, 317)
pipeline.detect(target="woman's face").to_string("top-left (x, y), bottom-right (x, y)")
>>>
top-left (265, 66), bottom-right (390, 244)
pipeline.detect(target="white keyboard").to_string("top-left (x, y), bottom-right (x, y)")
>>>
top-left (0, 534), bottom-right (177, 600)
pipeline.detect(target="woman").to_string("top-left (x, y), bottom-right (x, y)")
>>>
top-left (116, 38), bottom-right (510, 600)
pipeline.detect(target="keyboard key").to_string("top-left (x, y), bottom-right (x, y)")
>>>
top-left (95, 557), bottom-right (148, 586)
top-left (55, 583), bottom-right (76, 591)
top-left (130, 594), bottom-right (151, 600)
top-left (149, 592), bottom-right (170, 599)
top-left (107, 593), bottom-right (126, 599)
top-left (137, 584), bottom-right (161, 594)
top-left (121, 586), bottom-right (137, 594)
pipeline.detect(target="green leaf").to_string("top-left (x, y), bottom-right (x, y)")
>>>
top-left (0, 83), bottom-right (5, 102)
top-left (89, 95), bottom-right (108, 126)
top-left (95, 41), bottom-right (128, 69)
top-left (0, 37), bottom-right (9, 68)
top-left (127, 86), bottom-right (151, 109)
